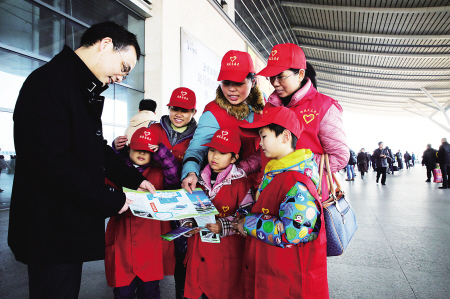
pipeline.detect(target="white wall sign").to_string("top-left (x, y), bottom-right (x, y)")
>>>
top-left (180, 28), bottom-right (221, 120)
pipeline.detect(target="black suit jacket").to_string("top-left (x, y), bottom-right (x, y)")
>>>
top-left (9, 46), bottom-right (145, 264)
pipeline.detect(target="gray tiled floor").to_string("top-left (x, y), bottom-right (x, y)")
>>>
top-left (0, 166), bottom-right (448, 298)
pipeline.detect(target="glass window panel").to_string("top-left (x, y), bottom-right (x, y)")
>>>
top-left (65, 19), bottom-right (87, 50)
top-left (101, 87), bottom-right (115, 124)
top-left (114, 126), bottom-right (127, 139)
top-left (114, 84), bottom-right (143, 126)
top-left (123, 54), bottom-right (144, 91)
top-left (0, 49), bottom-right (45, 109)
top-left (102, 124), bottom-right (115, 146)
top-left (0, 111), bottom-right (14, 155)
top-left (0, 0), bottom-right (65, 58)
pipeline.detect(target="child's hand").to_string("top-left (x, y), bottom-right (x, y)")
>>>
top-left (205, 220), bottom-right (222, 234)
top-left (148, 144), bottom-right (159, 152)
top-left (114, 135), bottom-right (128, 150)
top-left (231, 218), bottom-right (247, 237)
top-left (184, 222), bottom-right (201, 235)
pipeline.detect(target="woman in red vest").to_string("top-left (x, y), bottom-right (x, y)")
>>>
top-left (181, 50), bottom-right (264, 192)
top-left (256, 43), bottom-right (349, 199)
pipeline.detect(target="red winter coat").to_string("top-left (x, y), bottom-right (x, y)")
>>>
top-left (151, 122), bottom-right (192, 165)
top-left (243, 171), bottom-right (328, 299)
top-left (184, 165), bottom-right (252, 299)
top-left (105, 166), bottom-right (171, 287)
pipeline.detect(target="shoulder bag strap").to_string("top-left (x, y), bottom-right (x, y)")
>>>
top-left (317, 154), bottom-right (325, 197)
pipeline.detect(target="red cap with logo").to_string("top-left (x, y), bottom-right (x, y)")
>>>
top-left (217, 50), bottom-right (255, 82)
top-left (256, 43), bottom-right (306, 77)
top-left (167, 87), bottom-right (196, 110)
top-left (202, 128), bottom-right (241, 155)
top-left (129, 127), bottom-right (160, 153)
top-left (239, 106), bottom-right (303, 138)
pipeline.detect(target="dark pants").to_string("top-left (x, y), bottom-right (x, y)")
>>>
top-left (405, 161), bottom-right (410, 169)
top-left (426, 166), bottom-right (433, 180)
top-left (114, 276), bottom-right (161, 299)
top-left (174, 251), bottom-right (187, 299)
top-left (28, 262), bottom-right (83, 299)
top-left (442, 165), bottom-right (450, 188)
top-left (376, 167), bottom-right (387, 184)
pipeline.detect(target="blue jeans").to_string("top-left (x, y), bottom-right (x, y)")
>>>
top-left (346, 164), bottom-right (355, 179)
top-left (114, 276), bottom-right (161, 299)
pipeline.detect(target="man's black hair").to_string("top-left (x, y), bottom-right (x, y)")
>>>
top-left (263, 123), bottom-right (298, 150)
top-left (246, 72), bottom-right (256, 80)
top-left (378, 141), bottom-right (383, 146)
top-left (80, 21), bottom-right (141, 60)
top-left (139, 99), bottom-right (157, 112)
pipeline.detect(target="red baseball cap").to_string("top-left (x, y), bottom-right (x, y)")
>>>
top-left (256, 43), bottom-right (306, 77)
top-left (239, 107), bottom-right (303, 138)
top-left (217, 50), bottom-right (255, 82)
top-left (129, 127), bottom-right (160, 152)
top-left (166, 87), bottom-right (196, 110)
top-left (202, 128), bottom-right (241, 155)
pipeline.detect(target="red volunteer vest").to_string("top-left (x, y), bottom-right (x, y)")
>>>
top-left (184, 179), bottom-right (250, 299)
top-left (244, 171), bottom-right (329, 299)
top-left (203, 101), bottom-right (263, 187)
top-left (151, 123), bottom-right (191, 165)
top-left (105, 166), bottom-right (172, 287)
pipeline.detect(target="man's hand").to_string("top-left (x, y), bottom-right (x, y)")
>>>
top-left (181, 172), bottom-right (198, 194)
top-left (205, 220), bottom-right (222, 234)
top-left (138, 180), bottom-right (156, 194)
top-left (114, 135), bottom-right (128, 150)
top-left (184, 222), bottom-right (201, 235)
top-left (231, 217), bottom-right (247, 237)
top-left (118, 197), bottom-right (134, 214)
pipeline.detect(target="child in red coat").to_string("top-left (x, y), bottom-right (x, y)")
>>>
top-left (105, 126), bottom-right (180, 299)
top-left (235, 107), bottom-right (329, 299)
top-left (182, 128), bottom-right (253, 299)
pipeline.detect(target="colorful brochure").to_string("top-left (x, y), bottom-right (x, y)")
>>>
top-left (123, 188), bottom-right (219, 221)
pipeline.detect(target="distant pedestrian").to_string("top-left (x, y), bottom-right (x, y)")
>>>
top-left (437, 138), bottom-right (450, 189)
top-left (396, 150), bottom-right (403, 170)
top-left (404, 151), bottom-right (412, 169)
top-left (357, 148), bottom-right (369, 179)
top-left (373, 142), bottom-right (389, 185)
top-left (346, 148), bottom-right (357, 181)
top-left (411, 152), bottom-right (416, 166)
top-left (422, 144), bottom-right (438, 182)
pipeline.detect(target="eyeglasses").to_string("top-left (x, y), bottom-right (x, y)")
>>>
top-left (269, 72), bottom-right (298, 83)
top-left (115, 47), bottom-right (131, 80)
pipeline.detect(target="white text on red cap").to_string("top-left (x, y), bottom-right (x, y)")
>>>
top-left (216, 130), bottom-right (229, 141)
top-left (177, 91), bottom-right (189, 100)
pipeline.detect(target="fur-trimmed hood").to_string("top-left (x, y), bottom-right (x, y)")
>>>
top-left (214, 85), bottom-right (265, 121)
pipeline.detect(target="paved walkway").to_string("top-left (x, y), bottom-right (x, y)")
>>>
top-left (0, 166), bottom-right (448, 298)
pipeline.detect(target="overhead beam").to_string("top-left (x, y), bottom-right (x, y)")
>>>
top-left (421, 87), bottom-right (450, 127)
top-left (293, 26), bottom-right (450, 40)
top-left (307, 58), bottom-right (450, 73)
top-left (408, 98), bottom-right (440, 110)
top-left (316, 70), bottom-right (450, 84)
top-left (299, 44), bottom-right (450, 58)
top-left (281, 2), bottom-right (450, 13)
top-left (318, 79), bottom-right (450, 95)
top-left (405, 102), bottom-right (450, 133)
top-left (320, 88), bottom-right (450, 102)
top-left (323, 94), bottom-right (407, 108)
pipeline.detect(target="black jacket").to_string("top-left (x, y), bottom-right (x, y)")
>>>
top-left (8, 46), bottom-right (145, 264)
top-left (404, 152), bottom-right (411, 162)
top-left (373, 148), bottom-right (389, 168)
top-left (438, 142), bottom-right (450, 166)
top-left (422, 148), bottom-right (438, 168)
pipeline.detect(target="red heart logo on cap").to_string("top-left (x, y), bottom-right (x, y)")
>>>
top-left (222, 131), bottom-right (229, 136)
top-left (271, 50), bottom-right (277, 56)
top-left (181, 91), bottom-right (187, 96)
top-left (230, 56), bottom-right (237, 62)
top-left (144, 131), bottom-right (151, 136)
